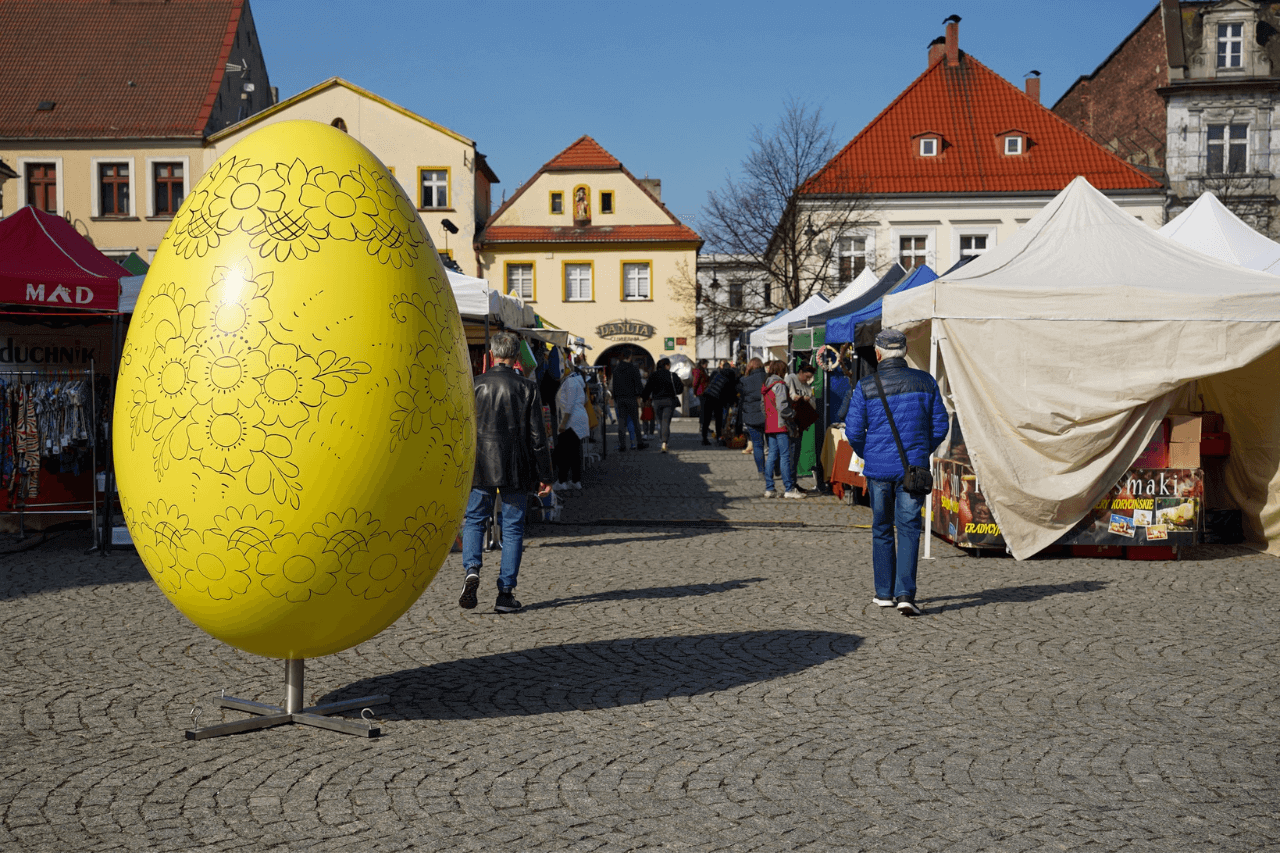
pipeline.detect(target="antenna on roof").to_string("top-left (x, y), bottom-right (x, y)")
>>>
top-left (1026, 69), bottom-right (1041, 77)
top-left (943, 14), bottom-right (961, 24)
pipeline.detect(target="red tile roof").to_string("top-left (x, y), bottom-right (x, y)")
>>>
top-left (0, 0), bottom-right (246, 140)
top-left (543, 136), bottom-right (622, 171)
top-left (803, 53), bottom-right (1162, 196)
top-left (480, 136), bottom-right (701, 247)
top-left (481, 224), bottom-right (701, 244)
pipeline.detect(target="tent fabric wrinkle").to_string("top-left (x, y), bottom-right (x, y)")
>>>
top-left (883, 176), bottom-right (1280, 559)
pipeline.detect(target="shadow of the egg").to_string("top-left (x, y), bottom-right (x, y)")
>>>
top-left (323, 630), bottom-right (863, 721)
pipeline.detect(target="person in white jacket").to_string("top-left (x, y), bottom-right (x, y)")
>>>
top-left (553, 364), bottom-right (590, 490)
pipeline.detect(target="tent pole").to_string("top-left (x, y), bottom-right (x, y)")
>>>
top-left (923, 323), bottom-right (938, 561)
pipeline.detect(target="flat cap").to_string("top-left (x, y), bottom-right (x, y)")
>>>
top-left (874, 328), bottom-right (907, 349)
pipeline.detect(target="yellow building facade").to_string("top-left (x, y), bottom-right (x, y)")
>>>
top-left (477, 137), bottom-right (701, 370)
top-left (206, 78), bottom-right (498, 275)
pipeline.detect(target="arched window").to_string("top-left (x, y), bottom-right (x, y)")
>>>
top-left (331, 117), bottom-right (348, 133)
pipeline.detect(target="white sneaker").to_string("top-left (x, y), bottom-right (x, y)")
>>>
top-left (763, 489), bottom-right (777, 498)
top-left (783, 489), bottom-right (805, 499)
top-left (570, 482), bottom-right (582, 490)
top-left (552, 482), bottom-right (567, 491)
top-left (661, 443), bottom-right (668, 453)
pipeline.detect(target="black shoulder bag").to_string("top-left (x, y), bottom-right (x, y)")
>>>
top-left (870, 370), bottom-right (934, 497)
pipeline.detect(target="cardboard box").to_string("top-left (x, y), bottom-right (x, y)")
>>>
top-left (1168, 412), bottom-right (1224, 444)
top-left (1168, 441), bottom-right (1201, 468)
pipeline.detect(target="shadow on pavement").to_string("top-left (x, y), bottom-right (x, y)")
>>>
top-left (521, 577), bottom-right (767, 611)
top-left (0, 530), bottom-right (150, 600)
top-left (330, 629), bottom-right (862, 720)
top-left (535, 530), bottom-right (714, 549)
top-left (926, 580), bottom-right (1109, 613)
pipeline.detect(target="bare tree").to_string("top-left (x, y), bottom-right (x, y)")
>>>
top-left (694, 98), bottom-right (874, 337)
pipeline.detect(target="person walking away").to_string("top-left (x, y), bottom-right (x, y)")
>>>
top-left (762, 360), bottom-right (804, 499)
top-left (643, 358), bottom-right (684, 452)
top-left (460, 332), bottom-right (555, 613)
top-left (610, 353), bottom-right (647, 451)
top-left (701, 361), bottom-right (738, 445)
top-left (690, 359), bottom-right (709, 420)
top-left (736, 358), bottom-right (767, 475)
top-left (844, 329), bottom-right (948, 616)
top-left (785, 363), bottom-right (818, 490)
top-left (553, 363), bottom-right (589, 489)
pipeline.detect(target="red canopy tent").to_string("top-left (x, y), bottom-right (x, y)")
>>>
top-left (0, 207), bottom-right (127, 310)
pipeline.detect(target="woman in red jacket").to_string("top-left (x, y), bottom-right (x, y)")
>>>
top-left (761, 360), bottom-right (804, 499)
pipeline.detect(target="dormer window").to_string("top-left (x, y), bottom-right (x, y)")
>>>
top-left (1217, 22), bottom-right (1243, 68)
top-left (1004, 136), bottom-right (1023, 155)
top-left (919, 137), bottom-right (938, 157)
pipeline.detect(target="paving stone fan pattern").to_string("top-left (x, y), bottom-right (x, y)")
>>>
top-left (1, 419), bottom-right (1277, 852)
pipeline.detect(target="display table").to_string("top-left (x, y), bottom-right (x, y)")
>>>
top-left (821, 425), bottom-right (866, 498)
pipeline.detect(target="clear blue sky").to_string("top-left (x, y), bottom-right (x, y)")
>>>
top-left (253, 0), bottom-right (1159, 231)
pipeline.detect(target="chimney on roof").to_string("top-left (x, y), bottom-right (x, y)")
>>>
top-left (944, 14), bottom-right (960, 65)
top-left (640, 177), bottom-right (661, 201)
top-left (928, 36), bottom-right (946, 67)
top-left (1025, 70), bottom-right (1041, 104)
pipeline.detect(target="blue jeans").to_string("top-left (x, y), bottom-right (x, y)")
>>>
top-left (866, 477), bottom-right (924, 600)
top-left (461, 487), bottom-right (528, 592)
top-left (615, 398), bottom-right (641, 448)
top-left (764, 431), bottom-right (795, 492)
top-left (745, 425), bottom-right (766, 474)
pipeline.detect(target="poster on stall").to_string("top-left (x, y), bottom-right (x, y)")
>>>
top-left (931, 413), bottom-right (1202, 550)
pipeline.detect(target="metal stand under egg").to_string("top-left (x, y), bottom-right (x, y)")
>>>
top-left (185, 659), bottom-right (390, 739)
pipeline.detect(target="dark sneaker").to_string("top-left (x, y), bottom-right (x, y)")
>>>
top-left (896, 596), bottom-right (923, 616)
top-left (494, 592), bottom-right (523, 613)
top-left (872, 596), bottom-right (895, 608)
top-left (459, 573), bottom-right (479, 609)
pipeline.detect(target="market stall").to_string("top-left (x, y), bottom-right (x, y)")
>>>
top-left (885, 177), bottom-right (1280, 559)
top-left (747, 292), bottom-right (829, 359)
top-left (1159, 192), bottom-right (1280, 274)
top-left (0, 207), bottom-right (128, 539)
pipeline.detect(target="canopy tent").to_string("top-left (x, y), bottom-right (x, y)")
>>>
top-left (446, 270), bottom-right (535, 328)
top-left (1159, 192), bottom-right (1280, 274)
top-left (826, 264), bottom-right (938, 345)
top-left (0, 207), bottom-right (128, 310)
top-left (748, 292), bottom-right (829, 351)
top-left (787, 266), bottom-right (880, 331)
top-left (801, 263), bottom-right (907, 330)
top-left (885, 176), bottom-right (1280, 559)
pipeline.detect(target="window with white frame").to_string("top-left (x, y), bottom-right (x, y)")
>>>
top-left (153, 162), bottom-right (184, 217)
top-left (623, 262), bottom-right (650, 300)
top-left (25, 162), bottom-right (58, 213)
top-left (899, 235), bottom-right (928, 270)
top-left (98, 162), bottom-right (131, 217)
top-left (507, 263), bottom-right (533, 300)
top-left (419, 168), bottom-right (448, 209)
top-left (919, 138), bottom-right (938, 157)
top-left (565, 263), bottom-right (592, 301)
top-left (1217, 22), bottom-right (1243, 68)
top-left (959, 234), bottom-right (988, 258)
top-left (1004, 136), bottom-right (1023, 155)
top-left (1207, 123), bottom-right (1248, 174)
top-left (836, 236), bottom-right (867, 282)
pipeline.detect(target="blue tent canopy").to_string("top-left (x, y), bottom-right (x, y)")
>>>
top-left (798, 263), bottom-right (907, 329)
top-left (825, 264), bottom-right (938, 344)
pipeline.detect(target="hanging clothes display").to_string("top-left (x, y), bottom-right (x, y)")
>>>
top-left (1, 374), bottom-right (98, 499)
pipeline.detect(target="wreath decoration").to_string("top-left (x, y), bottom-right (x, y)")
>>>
top-left (815, 344), bottom-right (841, 374)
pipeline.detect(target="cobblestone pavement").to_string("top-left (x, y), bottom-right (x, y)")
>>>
top-left (1, 417), bottom-right (1277, 852)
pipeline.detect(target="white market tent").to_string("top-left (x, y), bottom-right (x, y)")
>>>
top-left (885, 176), bottom-right (1280, 559)
top-left (1159, 191), bottom-right (1280, 274)
top-left (818, 265), bottom-right (880, 313)
top-left (446, 269), bottom-right (535, 328)
top-left (748, 292), bottom-right (829, 353)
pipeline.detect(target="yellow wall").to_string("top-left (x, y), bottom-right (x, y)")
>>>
top-left (499, 172), bottom-right (673, 228)
top-left (207, 81), bottom-right (484, 274)
top-left (0, 140), bottom-right (202, 262)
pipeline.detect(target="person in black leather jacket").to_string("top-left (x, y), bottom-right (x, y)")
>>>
top-left (736, 358), bottom-right (767, 474)
top-left (459, 332), bottom-right (554, 614)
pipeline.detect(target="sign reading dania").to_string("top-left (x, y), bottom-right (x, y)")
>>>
top-left (596, 319), bottom-right (655, 342)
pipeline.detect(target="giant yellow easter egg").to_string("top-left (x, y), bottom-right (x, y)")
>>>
top-left (114, 120), bottom-right (475, 659)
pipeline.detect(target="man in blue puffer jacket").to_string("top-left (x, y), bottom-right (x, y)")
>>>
top-left (845, 329), bottom-right (949, 616)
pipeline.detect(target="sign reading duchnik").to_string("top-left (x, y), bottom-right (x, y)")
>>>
top-left (596, 320), bottom-right (655, 341)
